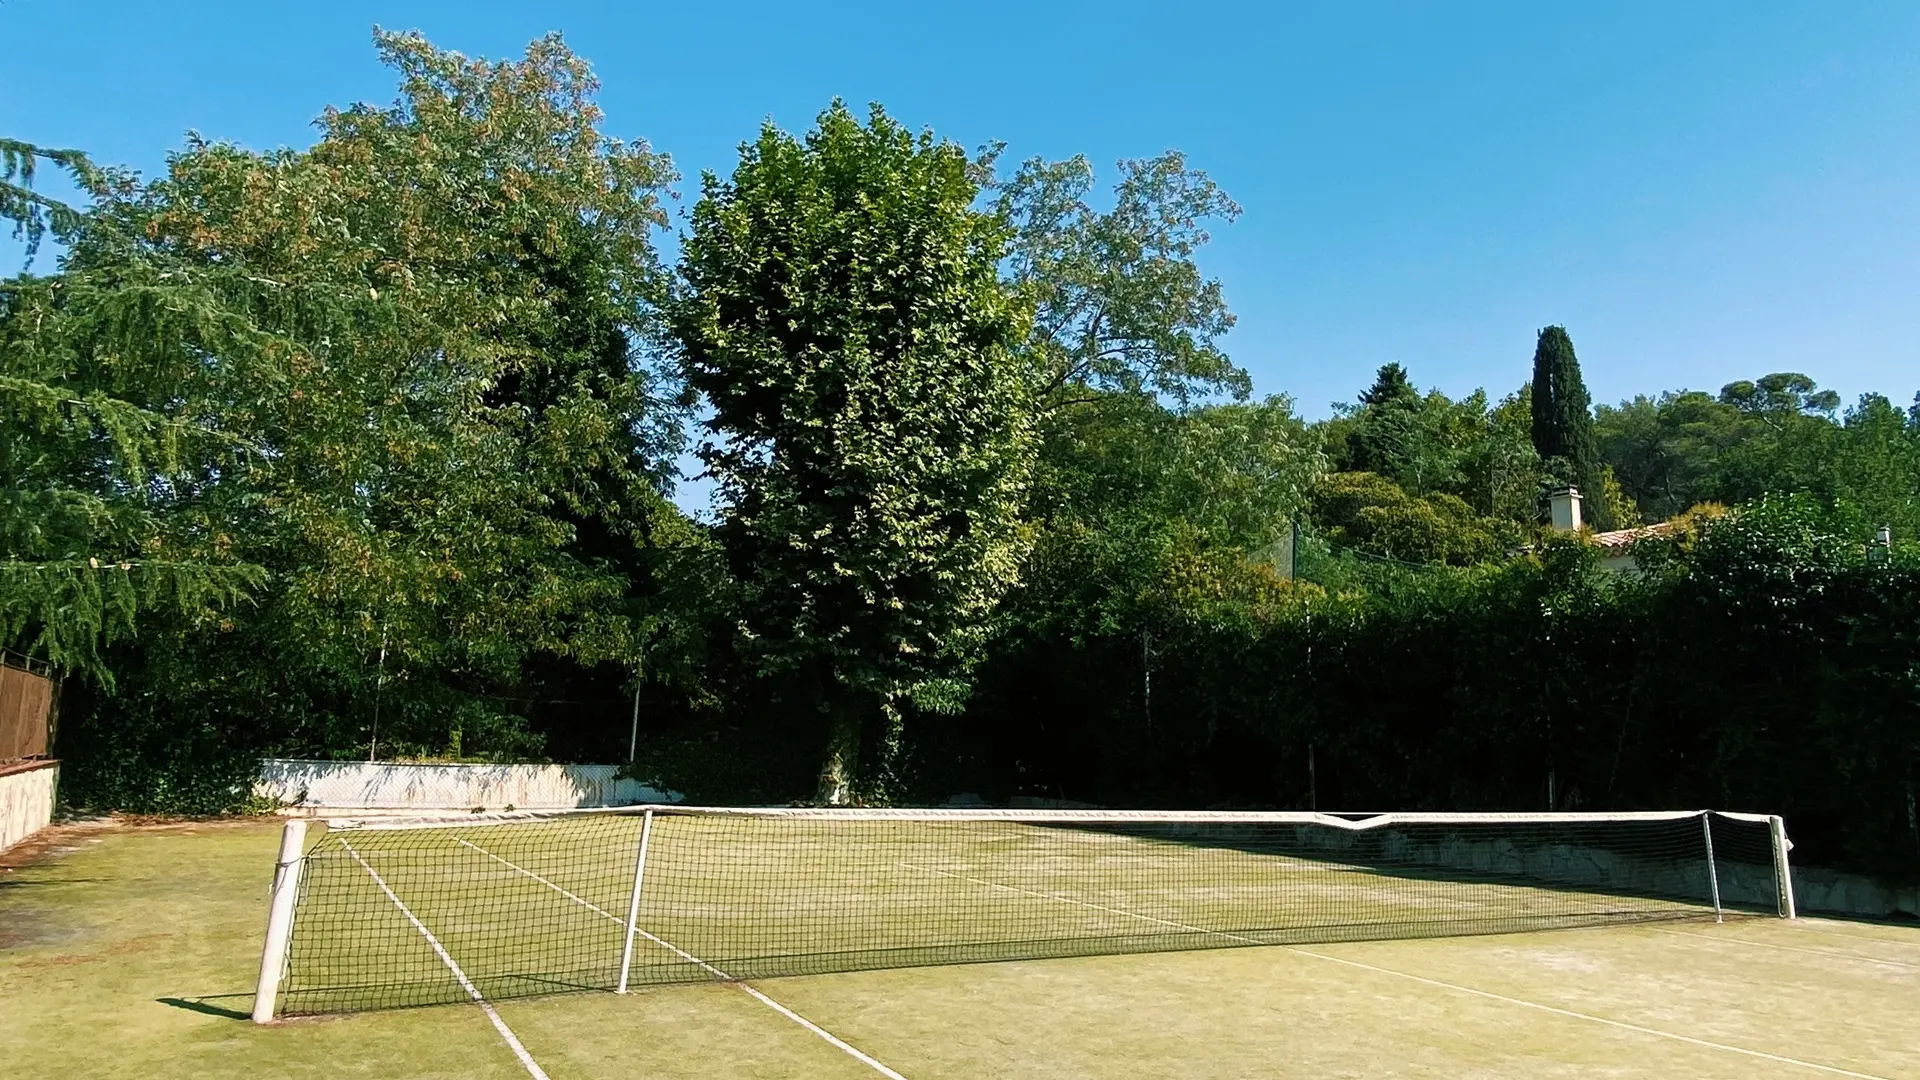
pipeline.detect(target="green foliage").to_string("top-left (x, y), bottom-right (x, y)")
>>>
top-left (13, 33), bottom-right (702, 804)
top-left (2, 141), bottom-right (265, 679)
top-left (993, 150), bottom-right (1248, 410)
top-left (1327, 367), bottom-right (1545, 523)
top-left (1596, 374), bottom-right (1920, 534)
top-left (676, 101), bottom-right (1037, 803)
top-left (1310, 471), bottom-right (1517, 566)
top-left (1, 138), bottom-right (108, 266)
top-left (1597, 465), bottom-right (1641, 528)
top-left (1035, 392), bottom-right (1321, 550)
top-left (964, 499), bottom-right (1920, 880)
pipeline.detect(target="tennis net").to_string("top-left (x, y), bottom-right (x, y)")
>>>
top-left (253, 807), bottom-right (1794, 1018)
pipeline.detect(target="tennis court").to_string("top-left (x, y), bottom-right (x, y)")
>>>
top-left (3, 817), bottom-right (1916, 1079)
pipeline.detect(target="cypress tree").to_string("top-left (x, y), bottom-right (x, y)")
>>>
top-left (1529, 326), bottom-right (1611, 528)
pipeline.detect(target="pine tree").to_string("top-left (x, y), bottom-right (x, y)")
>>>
top-left (1529, 326), bottom-right (1611, 529)
top-left (1347, 363), bottom-right (1426, 479)
top-left (3, 140), bottom-right (263, 678)
top-left (1359, 362), bottom-right (1418, 409)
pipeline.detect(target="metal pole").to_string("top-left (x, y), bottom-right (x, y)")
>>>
top-left (616, 809), bottom-right (655, 994)
top-left (1701, 812), bottom-right (1723, 923)
top-left (369, 622), bottom-right (387, 762)
top-left (1308, 743), bottom-right (1317, 812)
top-left (1141, 631), bottom-right (1152, 734)
top-left (629, 677), bottom-right (642, 765)
top-left (1769, 814), bottom-right (1797, 920)
top-left (252, 818), bottom-right (310, 1023)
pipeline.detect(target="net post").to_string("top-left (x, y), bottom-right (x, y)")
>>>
top-left (1700, 811), bottom-right (1722, 923)
top-left (252, 818), bottom-right (309, 1023)
top-left (1769, 814), bottom-right (1797, 919)
top-left (616, 809), bottom-right (655, 994)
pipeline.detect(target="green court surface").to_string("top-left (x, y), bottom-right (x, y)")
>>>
top-left (4, 817), bottom-right (1917, 1079)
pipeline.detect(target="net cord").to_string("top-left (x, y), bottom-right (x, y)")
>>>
top-left (323, 807), bottom-right (1743, 832)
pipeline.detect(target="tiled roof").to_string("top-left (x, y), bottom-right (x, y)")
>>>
top-left (1592, 522), bottom-right (1674, 552)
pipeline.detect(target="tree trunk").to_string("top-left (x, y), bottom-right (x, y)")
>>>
top-left (815, 704), bottom-right (861, 806)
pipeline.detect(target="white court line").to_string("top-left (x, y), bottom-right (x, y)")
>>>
top-left (455, 838), bottom-right (910, 1080)
top-left (912, 861), bottom-right (1894, 1080)
top-left (1647, 926), bottom-right (1920, 971)
top-left (340, 840), bottom-right (551, 1080)
top-left (1791, 920), bottom-right (1920, 953)
top-left (1286, 947), bottom-right (1896, 1080)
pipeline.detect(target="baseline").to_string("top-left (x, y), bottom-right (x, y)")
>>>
top-left (1287, 946), bottom-right (1893, 1080)
top-left (1646, 926), bottom-right (1920, 972)
top-left (458, 837), bottom-right (910, 1080)
top-left (339, 839), bottom-right (551, 1080)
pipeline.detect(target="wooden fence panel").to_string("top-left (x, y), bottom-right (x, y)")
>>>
top-left (0, 663), bottom-right (54, 760)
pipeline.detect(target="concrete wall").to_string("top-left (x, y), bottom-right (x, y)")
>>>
top-left (1791, 865), bottom-right (1920, 920)
top-left (1293, 822), bottom-right (1913, 919)
top-left (255, 759), bottom-right (680, 812)
top-left (0, 760), bottom-right (58, 853)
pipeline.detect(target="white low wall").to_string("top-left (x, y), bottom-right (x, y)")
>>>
top-left (1791, 865), bottom-right (1920, 920)
top-left (255, 759), bottom-right (680, 812)
top-left (0, 760), bottom-right (58, 853)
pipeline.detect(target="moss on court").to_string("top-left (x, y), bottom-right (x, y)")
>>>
top-left (2, 818), bottom-right (1915, 1079)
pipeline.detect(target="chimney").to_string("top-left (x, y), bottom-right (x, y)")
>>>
top-left (1548, 486), bottom-right (1583, 532)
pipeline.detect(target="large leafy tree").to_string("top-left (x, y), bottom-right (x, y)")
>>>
top-left (676, 102), bottom-right (1037, 804)
top-left (989, 150), bottom-right (1291, 651)
top-left (12, 33), bottom-right (693, 802)
top-left (993, 151), bottom-right (1246, 412)
top-left (1530, 325), bottom-right (1609, 528)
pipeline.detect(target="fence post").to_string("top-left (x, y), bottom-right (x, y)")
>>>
top-left (617, 809), bottom-right (655, 994)
top-left (252, 818), bottom-right (309, 1023)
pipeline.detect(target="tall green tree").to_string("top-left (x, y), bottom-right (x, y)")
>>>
top-left (11, 33), bottom-right (696, 804)
top-left (1530, 325), bottom-right (1609, 528)
top-left (992, 151), bottom-right (1246, 412)
top-left (2, 140), bottom-right (263, 678)
top-left (676, 102), bottom-right (1037, 804)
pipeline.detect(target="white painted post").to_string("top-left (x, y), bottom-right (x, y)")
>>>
top-left (252, 818), bottom-right (309, 1023)
top-left (1769, 814), bottom-right (1797, 920)
top-left (616, 809), bottom-right (655, 994)
top-left (1700, 812), bottom-right (1722, 923)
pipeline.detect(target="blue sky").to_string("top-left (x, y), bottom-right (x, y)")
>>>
top-left (6, 1), bottom-right (1919, 425)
